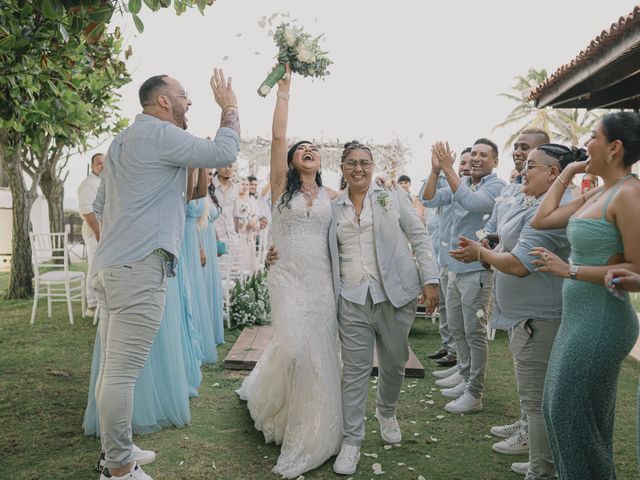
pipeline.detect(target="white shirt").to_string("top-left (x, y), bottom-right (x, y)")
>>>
top-left (77, 172), bottom-right (101, 240)
top-left (212, 176), bottom-right (239, 240)
top-left (337, 187), bottom-right (388, 305)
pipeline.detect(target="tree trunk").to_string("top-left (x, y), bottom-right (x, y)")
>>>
top-left (0, 161), bottom-right (8, 188)
top-left (2, 149), bottom-right (36, 299)
top-left (40, 169), bottom-right (65, 235)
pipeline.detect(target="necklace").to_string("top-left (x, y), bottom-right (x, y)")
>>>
top-left (300, 183), bottom-right (319, 201)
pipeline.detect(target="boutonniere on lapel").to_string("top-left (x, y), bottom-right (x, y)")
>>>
top-left (376, 192), bottom-right (391, 212)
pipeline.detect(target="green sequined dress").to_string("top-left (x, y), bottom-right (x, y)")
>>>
top-left (543, 175), bottom-right (638, 479)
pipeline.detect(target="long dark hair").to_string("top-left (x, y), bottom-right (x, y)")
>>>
top-left (278, 140), bottom-right (322, 211)
top-left (208, 179), bottom-right (221, 213)
top-left (601, 112), bottom-right (640, 167)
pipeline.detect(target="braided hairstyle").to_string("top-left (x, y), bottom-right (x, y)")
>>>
top-left (278, 140), bottom-right (323, 211)
top-left (535, 143), bottom-right (588, 170)
top-left (208, 183), bottom-right (221, 213)
top-left (341, 140), bottom-right (373, 164)
top-left (600, 112), bottom-right (640, 167)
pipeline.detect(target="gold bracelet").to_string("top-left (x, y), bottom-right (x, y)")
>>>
top-left (557, 175), bottom-right (569, 188)
top-left (222, 104), bottom-right (237, 111)
top-left (477, 248), bottom-right (483, 263)
top-left (276, 91), bottom-right (290, 100)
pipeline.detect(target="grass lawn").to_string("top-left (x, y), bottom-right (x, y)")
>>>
top-left (1, 267), bottom-right (639, 480)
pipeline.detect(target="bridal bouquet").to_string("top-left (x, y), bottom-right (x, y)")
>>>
top-left (257, 22), bottom-right (333, 97)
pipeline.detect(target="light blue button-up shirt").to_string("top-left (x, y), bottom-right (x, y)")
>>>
top-left (422, 173), bottom-right (506, 273)
top-left (91, 114), bottom-right (240, 278)
top-left (491, 189), bottom-right (573, 330)
top-left (484, 181), bottom-right (523, 235)
top-left (420, 173), bottom-right (454, 271)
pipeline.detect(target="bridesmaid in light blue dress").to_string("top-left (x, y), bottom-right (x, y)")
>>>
top-left (175, 259), bottom-right (204, 397)
top-left (182, 197), bottom-right (218, 363)
top-left (83, 273), bottom-right (191, 436)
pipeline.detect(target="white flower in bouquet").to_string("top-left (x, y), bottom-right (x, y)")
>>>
top-left (283, 27), bottom-right (299, 46)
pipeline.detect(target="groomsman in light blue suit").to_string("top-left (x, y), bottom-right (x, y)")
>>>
top-left (330, 141), bottom-right (440, 476)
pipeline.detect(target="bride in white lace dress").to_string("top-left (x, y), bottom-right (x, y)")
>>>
top-left (236, 65), bottom-right (342, 478)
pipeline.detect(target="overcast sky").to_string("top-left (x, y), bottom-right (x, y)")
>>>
top-left (65, 0), bottom-right (635, 205)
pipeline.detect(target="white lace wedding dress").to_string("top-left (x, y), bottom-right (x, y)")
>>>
top-left (237, 188), bottom-right (342, 479)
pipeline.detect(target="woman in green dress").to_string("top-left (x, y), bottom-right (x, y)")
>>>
top-left (530, 112), bottom-right (640, 479)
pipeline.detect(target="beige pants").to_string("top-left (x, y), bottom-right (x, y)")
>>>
top-left (338, 293), bottom-right (416, 446)
top-left (94, 253), bottom-right (168, 469)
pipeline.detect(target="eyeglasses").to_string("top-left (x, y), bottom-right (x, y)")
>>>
top-left (163, 91), bottom-right (189, 100)
top-left (342, 159), bottom-right (374, 170)
top-left (522, 161), bottom-right (552, 173)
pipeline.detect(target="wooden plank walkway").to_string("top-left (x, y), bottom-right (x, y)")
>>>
top-left (223, 324), bottom-right (425, 378)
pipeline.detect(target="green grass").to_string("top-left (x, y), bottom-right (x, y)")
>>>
top-left (1, 268), bottom-right (639, 480)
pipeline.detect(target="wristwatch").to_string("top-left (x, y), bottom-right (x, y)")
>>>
top-left (569, 264), bottom-right (579, 280)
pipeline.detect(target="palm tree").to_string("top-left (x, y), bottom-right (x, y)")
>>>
top-left (494, 68), bottom-right (602, 148)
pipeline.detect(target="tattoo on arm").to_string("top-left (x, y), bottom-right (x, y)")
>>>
top-left (220, 108), bottom-right (240, 135)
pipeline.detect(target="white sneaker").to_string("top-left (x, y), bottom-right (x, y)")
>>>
top-left (511, 461), bottom-right (530, 475)
top-left (435, 371), bottom-right (463, 388)
top-left (440, 379), bottom-right (466, 398)
top-left (132, 445), bottom-right (156, 466)
top-left (97, 445), bottom-right (156, 473)
top-left (432, 365), bottom-right (458, 379)
top-left (100, 463), bottom-right (153, 480)
top-left (490, 419), bottom-right (523, 438)
top-left (333, 443), bottom-right (361, 475)
top-left (375, 408), bottom-right (402, 444)
top-left (444, 391), bottom-right (482, 414)
top-left (492, 429), bottom-right (529, 455)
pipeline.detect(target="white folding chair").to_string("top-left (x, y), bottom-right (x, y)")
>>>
top-left (30, 231), bottom-right (86, 325)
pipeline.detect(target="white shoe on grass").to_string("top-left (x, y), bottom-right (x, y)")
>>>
top-left (490, 419), bottom-right (523, 438)
top-left (444, 391), bottom-right (483, 414)
top-left (510, 461), bottom-right (530, 475)
top-left (376, 408), bottom-right (402, 444)
top-left (432, 365), bottom-right (458, 379)
top-left (440, 379), bottom-right (466, 398)
top-left (333, 443), bottom-right (361, 475)
top-left (435, 371), bottom-right (463, 388)
top-left (492, 429), bottom-right (529, 455)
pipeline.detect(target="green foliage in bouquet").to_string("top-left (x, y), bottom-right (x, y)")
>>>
top-left (229, 271), bottom-right (271, 327)
top-left (257, 22), bottom-right (332, 97)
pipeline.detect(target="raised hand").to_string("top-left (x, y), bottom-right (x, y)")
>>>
top-left (430, 148), bottom-right (441, 174)
top-left (433, 141), bottom-right (456, 172)
top-left (210, 68), bottom-right (237, 109)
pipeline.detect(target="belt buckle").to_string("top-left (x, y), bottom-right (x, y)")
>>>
top-left (153, 248), bottom-right (171, 263)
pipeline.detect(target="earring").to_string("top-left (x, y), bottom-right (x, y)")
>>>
top-left (607, 154), bottom-right (613, 164)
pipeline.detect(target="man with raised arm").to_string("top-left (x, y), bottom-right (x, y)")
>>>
top-left (91, 69), bottom-right (240, 480)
